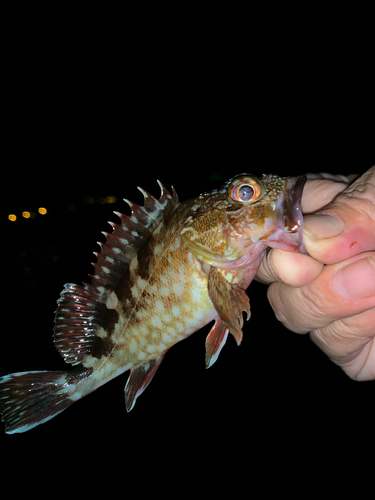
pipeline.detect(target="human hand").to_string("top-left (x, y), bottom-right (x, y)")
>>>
top-left (256, 167), bottom-right (375, 380)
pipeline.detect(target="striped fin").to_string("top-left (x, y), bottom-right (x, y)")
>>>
top-left (53, 181), bottom-right (178, 366)
top-left (0, 367), bottom-right (90, 434)
top-left (125, 355), bottom-right (165, 412)
top-left (54, 283), bottom-right (112, 365)
top-left (88, 180), bottom-right (178, 294)
top-left (0, 371), bottom-right (73, 434)
top-left (205, 319), bottom-right (229, 369)
top-left (207, 266), bottom-right (250, 346)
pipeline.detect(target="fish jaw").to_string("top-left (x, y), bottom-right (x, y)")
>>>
top-left (264, 175), bottom-right (306, 253)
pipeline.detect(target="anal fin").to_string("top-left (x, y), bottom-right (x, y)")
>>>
top-left (125, 355), bottom-right (165, 412)
top-left (205, 319), bottom-right (229, 369)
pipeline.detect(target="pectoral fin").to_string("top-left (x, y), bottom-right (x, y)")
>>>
top-left (207, 267), bottom-right (250, 346)
top-left (205, 319), bottom-right (229, 369)
top-left (125, 355), bottom-right (165, 412)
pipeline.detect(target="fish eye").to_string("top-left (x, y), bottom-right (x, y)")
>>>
top-left (229, 178), bottom-right (263, 204)
top-left (237, 184), bottom-right (254, 201)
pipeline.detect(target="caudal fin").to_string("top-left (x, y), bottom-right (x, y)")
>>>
top-left (0, 371), bottom-right (75, 434)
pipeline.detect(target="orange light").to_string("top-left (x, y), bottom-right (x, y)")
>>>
top-left (22, 211), bottom-right (31, 219)
top-left (38, 207), bottom-right (47, 215)
top-left (8, 214), bottom-right (17, 222)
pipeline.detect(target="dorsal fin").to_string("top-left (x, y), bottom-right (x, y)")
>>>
top-left (53, 181), bottom-right (179, 365)
top-left (88, 180), bottom-right (178, 295)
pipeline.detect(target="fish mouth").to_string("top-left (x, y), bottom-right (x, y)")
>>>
top-left (266, 175), bottom-right (307, 253)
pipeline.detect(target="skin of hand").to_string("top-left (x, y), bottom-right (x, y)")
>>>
top-left (256, 167), bottom-right (375, 381)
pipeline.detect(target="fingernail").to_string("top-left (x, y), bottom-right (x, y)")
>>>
top-left (304, 214), bottom-right (345, 241)
top-left (333, 257), bottom-right (375, 300)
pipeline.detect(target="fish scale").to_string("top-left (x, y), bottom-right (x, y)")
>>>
top-left (0, 173), bottom-right (306, 433)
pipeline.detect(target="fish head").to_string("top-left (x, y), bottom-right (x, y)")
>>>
top-left (181, 173), bottom-right (306, 269)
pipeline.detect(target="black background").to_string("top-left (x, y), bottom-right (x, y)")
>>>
top-left (1, 1), bottom-right (374, 453)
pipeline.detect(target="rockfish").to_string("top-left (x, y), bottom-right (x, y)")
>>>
top-left (0, 173), bottom-right (306, 433)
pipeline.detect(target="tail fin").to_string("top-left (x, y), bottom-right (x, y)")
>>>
top-left (0, 371), bottom-right (75, 434)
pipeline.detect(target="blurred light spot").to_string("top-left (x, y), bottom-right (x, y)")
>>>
top-left (86, 196), bottom-right (95, 204)
top-left (67, 203), bottom-right (75, 210)
top-left (19, 251), bottom-right (26, 258)
top-left (99, 197), bottom-right (106, 204)
top-left (106, 196), bottom-right (117, 204)
top-left (22, 211), bottom-right (31, 219)
top-left (38, 207), bottom-right (47, 215)
top-left (8, 214), bottom-right (17, 222)
top-left (30, 212), bottom-right (36, 219)
top-left (24, 267), bottom-right (31, 274)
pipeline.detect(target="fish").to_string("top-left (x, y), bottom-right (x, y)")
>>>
top-left (0, 173), bottom-right (306, 434)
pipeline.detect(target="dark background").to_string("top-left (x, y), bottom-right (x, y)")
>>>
top-left (1, 1), bottom-right (374, 452)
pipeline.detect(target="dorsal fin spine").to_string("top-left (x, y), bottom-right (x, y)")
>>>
top-left (157, 180), bottom-right (166, 199)
top-left (136, 188), bottom-right (163, 213)
top-left (136, 187), bottom-right (151, 202)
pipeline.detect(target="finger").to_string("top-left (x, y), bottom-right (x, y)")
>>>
top-left (303, 165), bottom-right (375, 264)
top-left (310, 308), bottom-right (375, 381)
top-left (305, 172), bottom-right (357, 183)
top-left (255, 248), bottom-right (323, 287)
top-left (267, 252), bottom-right (375, 334)
top-left (301, 179), bottom-right (349, 213)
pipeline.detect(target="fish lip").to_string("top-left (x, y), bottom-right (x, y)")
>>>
top-left (283, 175), bottom-right (306, 233)
top-left (265, 175), bottom-right (307, 253)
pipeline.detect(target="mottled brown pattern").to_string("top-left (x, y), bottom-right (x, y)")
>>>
top-left (115, 269), bottom-right (133, 305)
top-left (103, 308), bottom-right (120, 336)
top-left (91, 336), bottom-right (116, 360)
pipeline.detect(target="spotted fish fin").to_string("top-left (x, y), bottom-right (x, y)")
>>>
top-left (125, 356), bottom-right (165, 412)
top-left (205, 319), bottom-right (229, 369)
top-left (89, 180), bottom-right (178, 295)
top-left (0, 370), bottom-right (74, 434)
top-left (54, 283), bottom-right (118, 365)
top-left (207, 267), bottom-right (251, 346)
top-left (54, 182), bottom-right (178, 366)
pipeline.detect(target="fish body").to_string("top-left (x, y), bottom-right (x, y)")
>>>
top-left (0, 173), bottom-right (306, 433)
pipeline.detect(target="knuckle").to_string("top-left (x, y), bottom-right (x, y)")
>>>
top-left (336, 167), bottom-right (375, 210)
top-left (298, 286), bottom-right (330, 327)
top-left (267, 284), bottom-right (314, 334)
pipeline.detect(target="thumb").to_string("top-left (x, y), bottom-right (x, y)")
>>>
top-left (303, 166), bottom-right (375, 264)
